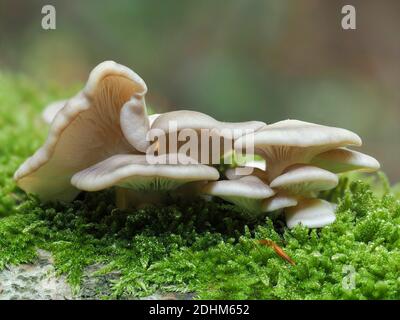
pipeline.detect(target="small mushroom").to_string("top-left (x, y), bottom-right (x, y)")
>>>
top-left (235, 119), bottom-right (362, 181)
top-left (310, 147), bottom-right (380, 173)
top-left (42, 100), bottom-right (68, 124)
top-left (71, 153), bottom-right (219, 208)
top-left (14, 61), bottom-right (148, 201)
top-left (261, 193), bottom-right (298, 212)
top-left (269, 164), bottom-right (338, 196)
top-left (202, 175), bottom-right (275, 213)
top-left (224, 167), bottom-right (268, 181)
top-left (285, 198), bottom-right (336, 229)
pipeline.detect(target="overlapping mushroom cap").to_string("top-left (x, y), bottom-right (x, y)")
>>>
top-left (202, 175), bottom-right (274, 213)
top-left (151, 110), bottom-right (265, 137)
top-left (285, 199), bottom-right (337, 229)
top-left (150, 110), bottom-right (266, 164)
top-left (205, 119), bottom-right (380, 229)
top-left (261, 193), bottom-right (298, 212)
top-left (269, 164), bottom-right (339, 195)
top-left (71, 153), bottom-right (219, 192)
top-left (16, 61), bottom-right (240, 208)
top-left (15, 61), bottom-right (150, 201)
top-left (310, 147), bottom-right (380, 173)
top-left (235, 119), bottom-right (362, 181)
top-left (42, 100), bottom-right (68, 124)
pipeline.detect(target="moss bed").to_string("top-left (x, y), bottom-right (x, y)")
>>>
top-left (1, 73), bottom-right (399, 299)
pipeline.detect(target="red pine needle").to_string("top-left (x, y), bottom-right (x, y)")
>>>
top-left (258, 239), bottom-right (296, 266)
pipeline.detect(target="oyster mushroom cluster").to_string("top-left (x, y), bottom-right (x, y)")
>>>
top-left (203, 121), bottom-right (380, 228)
top-left (14, 61), bottom-right (380, 229)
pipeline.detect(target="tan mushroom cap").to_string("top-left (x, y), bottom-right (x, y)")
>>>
top-left (14, 61), bottom-right (148, 201)
top-left (285, 198), bottom-right (336, 229)
top-left (71, 153), bottom-right (219, 192)
top-left (235, 119), bottom-right (362, 181)
top-left (270, 164), bottom-right (338, 195)
top-left (310, 147), bottom-right (380, 173)
top-left (202, 176), bottom-right (275, 213)
top-left (261, 193), bottom-right (298, 212)
top-left (42, 100), bottom-right (68, 124)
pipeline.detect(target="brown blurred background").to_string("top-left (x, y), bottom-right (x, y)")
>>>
top-left (0, 0), bottom-right (399, 181)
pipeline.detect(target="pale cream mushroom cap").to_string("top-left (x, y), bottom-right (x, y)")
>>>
top-left (270, 164), bottom-right (339, 195)
top-left (14, 61), bottom-right (148, 201)
top-left (241, 159), bottom-right (266, 171)
top-left (120, 98), bottom-right (150, 153)
top-left (285, 198), bottom-right (336, 229)
top-left (310, 147), bottom-right (380, 173)
top-left (202, 176), bottom-right (275, 213)
top-left (42, 100), bottom-right (68, 124)
top-left (151, 110), bottom-right (266, 139)
top-left (224, 167), bottom-right (268, 181)
top-left (261, 193), bottom-right (298, 212)
top-left (248, 119), bottom-right (362, 147)
top-left (148, 113), bottom-right (161, 127)
top-left (71, 153), bottom-right (219, 192)
top-left (235, 119), bottom-right (362, 181)
top-left (150, 110), bottom-right (265, 165)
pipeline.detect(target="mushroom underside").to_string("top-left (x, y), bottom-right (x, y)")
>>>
top-left (270, 164), bottom-right (339, 195)
top-left (261, 193), bottom-right (298, 212)
top-left (202, 176), bottom-right (275, 213)
top-left (14, 61), bottom-right (149, 202)
top-left (285, 198), bottom-right (336, 229)
top-left (71, 153), bottom-right (220, 191)
top-left (310, 147), bottom-right (380, 173)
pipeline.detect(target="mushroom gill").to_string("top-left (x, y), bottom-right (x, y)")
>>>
top-left (285, 198), bottom-right (337, 229)
top-left (310, 147), bottom-right (380, 173)
top-left (202, 175), bottom-right (275, 214)
top-left (71, 153), bottom-right (219, 208)
top-left (14, 61), bottom-right (148, 201)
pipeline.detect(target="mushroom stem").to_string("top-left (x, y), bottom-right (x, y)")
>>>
top-left (115, 187), bottom-right (167, 209)
top-left (175, 181), bottom-right (208, 199)
top-left (115, 187), bottom-right (129, 209)
top-left (133, 191), bottom-right (165, 208)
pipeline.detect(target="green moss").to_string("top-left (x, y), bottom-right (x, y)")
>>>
top-left (0, 73), bottom-right (399, 299)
